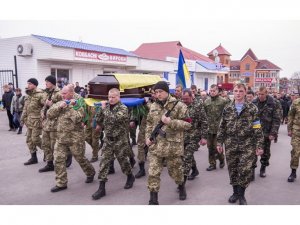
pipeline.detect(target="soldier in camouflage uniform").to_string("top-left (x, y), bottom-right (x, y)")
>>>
top-left (252, 86), bottom-right (281, 178)
top-left (47, 85), bottom-right (95, 192)
top-left (217, 83), bottom-right (264, 205)
top-left (39, 76), bottom-right (62, 172)
top-left (204, 84), bottom-right (227, 171)
top-left (131, 91), bottom-right (157, 178)
top-left (21, 78), bottom-right (45, 166)
top-left (92, 88), bottom-right (135, 200)
top-left (146, 81), bottom-right (191, 205)
top-left (287, 98), bottom-right (300, 182)
top-left (181, 89), bottom-right (208, 181)
top-left (85, 105), bottom-right (101, 162)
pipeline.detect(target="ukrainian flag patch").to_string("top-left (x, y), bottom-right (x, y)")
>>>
top-left (253, 120), bottom-right (261, 129)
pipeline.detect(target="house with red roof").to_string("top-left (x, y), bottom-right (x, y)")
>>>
top-left (229, 48), bottom-right (281, 91)
top-left (133, 41), bottom-right (229, 91)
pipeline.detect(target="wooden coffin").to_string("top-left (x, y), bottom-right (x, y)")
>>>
top-left (87, 74), bottom-right (158, 99)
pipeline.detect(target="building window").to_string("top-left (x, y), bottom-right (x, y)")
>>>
top-left (245, 77), bottom-right (250, 83)
top-left (51, 68), bottom-right (70, 89)
top-left (245, 64), bottom-right (250, 70)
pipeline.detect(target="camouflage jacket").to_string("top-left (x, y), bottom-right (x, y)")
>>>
top-left (47, 98), bottom-right (85, 144)
top-left (288, 98), bottom-right (300, 135)
top-left (42, 87), bottom-right (62, 131)
top-left (204, 96), bottom-right (227, 134)
top-left (95, 102), bottom-right (129, 139)
top-left (253, 95), bottom-right (281, 137)
top-left (217, 101), bottom-right (264, 150)
top-left (184, 99), bottom-right (208, 143)
top-left (146, 95), bottom-right (192, 157)
top-left (20, 88), bottom-right (45, 129)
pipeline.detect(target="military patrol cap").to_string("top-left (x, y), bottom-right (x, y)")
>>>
top-left (153, 81), bottom-right (169, 93)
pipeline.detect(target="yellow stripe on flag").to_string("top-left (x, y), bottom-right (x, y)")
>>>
top-left (253, 124), bottom-right (261, 129)
top-left (183, 64), bottom-right (190, 82)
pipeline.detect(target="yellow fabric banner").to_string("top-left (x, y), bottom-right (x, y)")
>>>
top-left (84, 98), bottom-right (103, 107)
top-left (114, 74), bottom-right (162, 92)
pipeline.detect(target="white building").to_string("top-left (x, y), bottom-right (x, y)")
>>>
top-left (0, 35), bottom-right (174, 94)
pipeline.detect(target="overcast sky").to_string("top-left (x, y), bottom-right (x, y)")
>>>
top-left (1, 0), bottom-right (299, 78)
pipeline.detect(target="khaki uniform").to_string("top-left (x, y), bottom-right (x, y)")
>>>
top-left (41, 87), bottom-right (62, 162)
top-left (21, 88), bottom-right (45, 154)
top-left (146, 95), bottom-right (191, 192)
top-left (47, 97), bottom-right (95, 187)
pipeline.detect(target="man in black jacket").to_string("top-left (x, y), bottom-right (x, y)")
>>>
top-left (2, 84), bottom-right (16, 131)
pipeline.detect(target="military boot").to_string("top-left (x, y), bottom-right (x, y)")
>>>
top-left (92, 181), bottom-right (106, 200)
top-left (39, 161), bottom-right (54, 173)
top-left (178, 176), bottom-right (187, 200)
top-left (108, 160), bottom-right (115, 174)
top-left (66, 154), bottom-right (72, 168)
top-left (131, 138), bottom-right (137, 146)
top-left (149, 192), bottom-right (159, 205)
top-left (24, 152), bottom-right (38, 165)
top-left (288, 169), bottom-right (297, 182)
top-left (90, 156), bottom-right (98, 163)
top-left (228, 185), bottom-right (239, 203)
top-left (260, 165), bottom-right (266, 178)
top-left (187, 165), bottom-right (199, 180)
top-left (130, 157), bottom-right (136, 168)
top-left (124, 173), bottom-right (135, 189)
top-left (135, 162), bottom-right (146, 178)
top-left (17, 127), bottom-right (22, 134)
top-left (238, 186), bottom-right (247, 205)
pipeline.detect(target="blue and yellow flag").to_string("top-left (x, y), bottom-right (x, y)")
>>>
top-left (176, 50), bottom-right (191, 88)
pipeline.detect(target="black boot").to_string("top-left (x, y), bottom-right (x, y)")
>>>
top-left (124, 173), bottom-right (135, 189)
top-left (288, 169), bottom-right (297, 182)
top-left (24, 152), bottom-right (38, 165)
top-left (17, 127), bottom-right (22, 134)
top-left (238, 186), bottom-right (247, 205)
top-left (92, 181), bottom-right (106, 200)
top-left (260, 165), bottom-right (266, 178)
top-left (178, 176), bottom-right (187, 200)
top-left (228, 185), bottom-right (239, 203)
top-left (130, 157), bottom-right (136, 168)
top-left (250, 168), bottom-right (255, 182)
top-left (108, 160), bottom-right (115, 174)
top-left (206, 165), bottom-right (216, 171)
top-left (149, 192), bottom-right (159, 205)
top-left (39, 161), bottom-right (54, 173)
top-left (135, 162), bottom-right (146, 178)
top-left (66, 154), bottom-right (72, 168)
top-left (187, 165), bottom-right (199, 180)
top-left (131, 138), bottom-right (137, 146)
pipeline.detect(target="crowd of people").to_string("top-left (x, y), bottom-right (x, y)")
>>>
top-left (1, 77), bottom-right (300, 205)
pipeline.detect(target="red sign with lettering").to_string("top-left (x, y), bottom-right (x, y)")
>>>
top-left (74, 49), bottom-right (127, 62)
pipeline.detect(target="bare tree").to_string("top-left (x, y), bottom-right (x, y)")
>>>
top-left (291, 72), bottom-right (300, 94)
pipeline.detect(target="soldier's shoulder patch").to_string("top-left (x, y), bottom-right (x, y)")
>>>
top-left (253, 120), bottom-right (261, 129)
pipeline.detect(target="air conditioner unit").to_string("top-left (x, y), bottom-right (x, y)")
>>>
top-left (17, 43), bottom-right (33, 56)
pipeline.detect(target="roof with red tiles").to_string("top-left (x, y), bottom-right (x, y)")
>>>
top-left (133, 41), bottom-right (213, 62)
top-left (230, 60), bottom-right (241, 70)
top-left (207, 44), bottom-right (231, 56)
top-left (241, 48), bottom-right (258, 61)
top-left (256, 59), bottom-right (281, 70)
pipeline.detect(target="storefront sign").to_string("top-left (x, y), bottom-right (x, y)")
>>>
top-left (74, 49), bottom-right (127, 62)
top-left (255, 78), bottom-right (273, 83)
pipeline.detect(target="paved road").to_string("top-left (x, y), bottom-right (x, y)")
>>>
top-left (0, 110), bottom-right (299, 205)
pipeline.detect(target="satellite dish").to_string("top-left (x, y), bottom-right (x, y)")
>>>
top-left (213, 49), bottom-right (219, 57)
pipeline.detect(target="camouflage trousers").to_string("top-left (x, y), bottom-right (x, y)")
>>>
top-left (207, 133), bottom-right (224, 166)
top-left (41, 130), bottom-right (57, 161)
top-left (54, 140), bottom-right (95, 187)
top-left (225, 146), bottom-right (255, 188)
top-left (129, 125), bottom-right (137, 142)
top-left (98, 137), bottom-right (132, 182)
top-left (183, 141), bottom-right (199, 176)
top-left (26, 127), bottom-right (42, 153)
top-left (85, 127), bottom-right (101, 158)
top-left (290, 135), bottom-right (300, 169)
top-left (125, 135), bottom-right (135, 158)
top-left (148, 154), bottom-right (184, 192)
top-left (137, 125), bottom-right (146, 162)
top-left (253, 136), bottom-right (271, 168)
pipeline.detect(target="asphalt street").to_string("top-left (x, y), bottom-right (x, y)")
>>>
top-left (0, 110), bottom-right (299, 205)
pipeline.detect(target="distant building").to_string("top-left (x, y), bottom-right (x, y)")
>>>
top-left (229, 48), bottom-right (281, 91)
